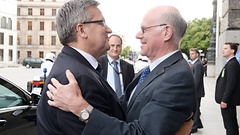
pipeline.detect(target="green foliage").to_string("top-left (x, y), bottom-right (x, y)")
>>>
top-left (180, 18), bottom-right (212, 56)
top-left (121, 46), bottom-right (131, 58)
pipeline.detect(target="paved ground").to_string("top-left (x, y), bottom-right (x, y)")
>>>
top-left (193, 76), bottom-right (240, 135)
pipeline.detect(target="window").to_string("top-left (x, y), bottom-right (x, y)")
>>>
top-left (0, 84), bottom-right (23, 108)
top-left (17, 21), bottom-right (20, 30)
top-left (40, 9), bottom-right (44, 16)
top-left (9, 50), bottom-right (13, 61)
top-left (39, 36), bottom-right (44, 45)
top-left (28, 21), bottom-right (32, 30)
top-left (39, 51), bottom-right (44, 58)
top-left (0, 33), bottom-right (4, 44)
top-left (7, 18), bottom-right (12, 30)
top-left (28, 8), bottom-right (32, 15)
top-left (27, 35), bottom-right (32, 45)
top-left (40, 22), bottom-right (44, 30)
top-left (17, 35), bottom-right (20, 45)
top-left (0, 49), bottom-right (3, 61)
top-left (52, 9), bottom-right (56, 16)
top-left (51, 36), bottom-right (56, 45)
top-left (17, 8), bottom-right (20, 16)
top-left (27, 51), bottom-right (32, 57)
top-left (51, 22), bottom-right (56, 30)
top-left (1, 17), bottom-right (6, 29)
top-left (9, 36), bottom-right (13, 45)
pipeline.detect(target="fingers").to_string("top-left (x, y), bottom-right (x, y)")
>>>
top-left (51, 77), bottom-right (62, 89)
top-left (66, 69), bottom-right (77, 84)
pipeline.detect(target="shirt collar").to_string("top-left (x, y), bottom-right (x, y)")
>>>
top-left (107, 55), bottom-right (120, 64)
top-left (70, 46), bottom-right (98, 69)
top-left (226, 56), bottom-right (235, 63)
top-left (191, 58), bottom-right (199, 64)
top-left (149, 50), bottom-right (179, 71)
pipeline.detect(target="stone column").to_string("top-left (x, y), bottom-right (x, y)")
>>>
top-left (207, 0), bottom-right (217, 77)
top-left (217, 0), bottom-right (240, 76)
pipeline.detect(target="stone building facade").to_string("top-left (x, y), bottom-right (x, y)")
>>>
top-left (0, 0), bottom-right (18, 64)
top-left (17, 0), bottom-right (66, 61)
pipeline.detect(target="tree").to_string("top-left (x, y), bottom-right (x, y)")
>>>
top-left (180, 18), bottom-right (212, 57)
top-left (121, 46), bottom-right (131, 58)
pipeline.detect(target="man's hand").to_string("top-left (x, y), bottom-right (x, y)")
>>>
top-left (220, 101), bottom-right (227, 109)
top-left (175, 119), bottom-right (193, 135)
top-left (47, 69), bottom-right (89, 117)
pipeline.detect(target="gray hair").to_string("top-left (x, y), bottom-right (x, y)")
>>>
top-left (160, 8), bottom-right (187, 43)
top-left (56, 0), bottom-right (100, 45)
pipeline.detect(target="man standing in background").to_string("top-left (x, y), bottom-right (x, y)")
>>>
top-left (215, 42), bottom-right (240, 135)
top-left (98, 34), bottom-right (135, 98)
top-left (189, 48), bottom-right (205, 133)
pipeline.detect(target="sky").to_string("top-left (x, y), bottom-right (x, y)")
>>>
top-left (97, 0), bottom-right (214, 51)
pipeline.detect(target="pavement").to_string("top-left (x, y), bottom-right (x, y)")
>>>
top-left (193, 76), bottom-right (240, 135)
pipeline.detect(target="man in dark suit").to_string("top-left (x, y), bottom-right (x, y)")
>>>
top-left (98, 34), bottom-right (135, 98)
top-left (215, 42), bottom-right (240, 135)
top-left (189, 48), bottom-right (205, 133)
top-left (36, 0), bottom-right (125, 134)
top-left (46, 5), bottom-right (196, 135)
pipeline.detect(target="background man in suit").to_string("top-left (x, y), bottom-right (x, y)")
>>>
top-left (36, 0), bottom-right (125, 134)
top-left (215, 42), bottom-right (240, 135)
top-left (189, 48), bottom-right (205, 133)
top-left (98, 34), bottom-right (135, 98)
top-left (46, 5), bottom-right (196, 135)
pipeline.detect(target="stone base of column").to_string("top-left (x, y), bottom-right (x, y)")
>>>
top-left (207, 64), bottom-right (216, 78)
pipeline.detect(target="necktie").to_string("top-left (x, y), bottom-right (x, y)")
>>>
top-left (112, 61), bottom-right (122, 98)
top-left (96, 63), bottom-right (103, 77)
top-left (136, 66), bottom-right (150, 88)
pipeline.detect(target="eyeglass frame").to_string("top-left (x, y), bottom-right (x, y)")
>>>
top-left (83, 19), bottom-right (107, 27)
top-left (141, 23), bottom-right (167, 33)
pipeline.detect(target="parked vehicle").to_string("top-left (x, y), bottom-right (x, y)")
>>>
top-left (0, 76), bottom-right (37, 135)
top-left (22, 58), bottom-right (45, 68)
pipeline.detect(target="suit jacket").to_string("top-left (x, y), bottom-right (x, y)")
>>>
top-left (37, 45), bottom-right (125, 135)
top-left (215, 57), bottom-right (240, 106)
top-left (82, 51), bottom-right (196, 135)
top-left (98, 55), bottom-right (135, 91)
top-left (191, 59), bottom-right (205, 98)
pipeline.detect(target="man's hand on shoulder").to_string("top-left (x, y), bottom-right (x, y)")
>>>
top-left (47, 69), bottom-right (89, 117)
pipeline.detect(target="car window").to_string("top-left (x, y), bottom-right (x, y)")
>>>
top-left (36, 58), bottom-right (42, 63)
top-left (30, 58), bottom-right (36, 62)
top-left (0, 84), bottom-right (24, 108)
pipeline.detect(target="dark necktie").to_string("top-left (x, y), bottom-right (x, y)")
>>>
top-left (96, 63), bottom-right (103, 77)
top-left (112, 61), bottom-right (122, 98)
top-left (136, 66), bottom-right (150, 88)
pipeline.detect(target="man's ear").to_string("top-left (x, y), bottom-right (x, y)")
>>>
top-left (76, 24), bottom-right (88, 38)
top-left (163, 25), bottom-right (173, 41)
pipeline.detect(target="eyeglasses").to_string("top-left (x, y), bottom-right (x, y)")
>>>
top-left (83, 19), bottom-right (107, 27)
top-left (141, 23), bottom-right (166, 33)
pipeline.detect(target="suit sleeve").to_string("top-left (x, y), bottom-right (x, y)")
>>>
top-left (193, 63), bottom-right (204, 93)
top-left (222, 62), bottom-right (240, 103)
top-left (56, 73), bottom-right (116, 134)
top-left (82, 68), bottom-right (196, 135)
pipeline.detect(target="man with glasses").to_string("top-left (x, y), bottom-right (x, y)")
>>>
top-left (37, 0), bottom-right (125, 134)
top-left (46, 5), bottom-right (196, 135)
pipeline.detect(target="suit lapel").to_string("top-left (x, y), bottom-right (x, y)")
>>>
top-left (62, 46), bottom-right (120, 102)
top-left (126, 51), bottom-right (182, 113)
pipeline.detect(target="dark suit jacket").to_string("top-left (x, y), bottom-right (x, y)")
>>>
top-left (82, 51), bottom-right (196, 135)
top-left (37, 45), bottom-right (125, 135)
top-left (98, 55), bottom-right (135, 91)
top-left (191, 59), bottom-right (205, 98)
top-left (215, 57), bottom-right (240, 106)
